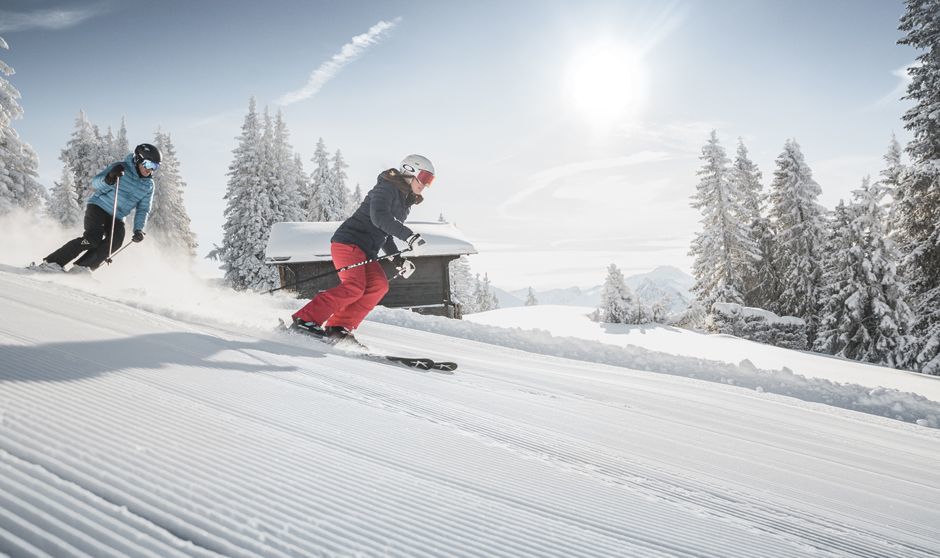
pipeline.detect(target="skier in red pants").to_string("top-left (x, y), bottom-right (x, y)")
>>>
top-left (290, 154), bottom-right (435, 348)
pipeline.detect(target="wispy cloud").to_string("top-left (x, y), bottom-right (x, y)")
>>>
top-left (867, 63), bottom-right (917, 111)
top-left (617, 120), bottom-right (726, 156)
top-left (0, 6), bottom-right (106, 33)
top-left (497, 151), bottom-right (672, 218)
top-left (277, 18), bottom-right (400, 106)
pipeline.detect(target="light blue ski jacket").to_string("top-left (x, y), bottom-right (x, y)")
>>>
top-left (86, 154), bottom-right (155, 232)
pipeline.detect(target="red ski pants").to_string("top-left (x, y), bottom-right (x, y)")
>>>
top-left (292, 243), bottom-right (389, 330)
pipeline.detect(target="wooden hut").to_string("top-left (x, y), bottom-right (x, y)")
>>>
top-left (265, 221), bottom-right (477, 318)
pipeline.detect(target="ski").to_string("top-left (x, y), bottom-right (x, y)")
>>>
top-left (384, 356), bottom-right (457, 373)
top-left (376, 355), bottom-right (435, 371)
top-left (277, 319), bottom-right (457, 374)
top-left (430, 361), bottom-right (458, 372)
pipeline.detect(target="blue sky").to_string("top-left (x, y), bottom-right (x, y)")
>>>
top-left (1, 0), bottom-right (915, 289)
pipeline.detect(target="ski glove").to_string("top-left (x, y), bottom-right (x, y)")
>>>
top-left (396, 258), bottom-right (416, 279)
top-left (406, 233), bottom-right (426, 250)
top-left (104, 163), bottom-right (126, 186)
top-left (132, 230), bottom-right (145, 243)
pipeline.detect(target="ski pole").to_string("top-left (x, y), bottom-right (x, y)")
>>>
top-left (106, 240), bottom-right (134, 262)
top-left (264, 247), bottom-right (413, 295)
top-left (106, 175), bottom-right (121, 265)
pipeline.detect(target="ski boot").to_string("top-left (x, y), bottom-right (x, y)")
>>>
top-left (325, 326), bottom-right (369, 352)
top-left (26, 261), bottom-right (65, 273)
top-left (289, 317), bottom-right (328, 339)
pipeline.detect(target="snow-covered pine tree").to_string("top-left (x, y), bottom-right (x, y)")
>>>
top-left (689, 131), bottom-right (757, 309)
top-left (307, 146), bottom-right (348, 222)
top-left (814, 201), bottom-right (854, 356)
top-left (880, 133), bottom-right (904, 196)
top-left (214, 98), bottom-right (279, 291)
top-left (850, 177), bottom-right (914, 366)
top-left (525, 287), bottom-right (538, 306)
top-left (631, 299), bottom-right (653, 325)
top-left (47, 167), bottom-right (82, 227)
top-left (60, 111), bottom-right (103, 202)
top-left (112, 117), bottom-right (129, 161)
top-left (102, 126), bottom-right (115, 160)
top-left (729, 139), bottom-right (767, 307)
top-left (675, 300), bottom-right (707, 329)
top-left (266, 110), bottom-right (305, 223)
top-left (330, 149), bottom-right (350, 218)
top-left (474, 273), bottom-right (499, 312)
top-left (750, 216), bottom-right (781, 311)
top-left (767, 139), bottom-right (827, 343)
top-left (102, 125), bottom-right (123, 167)
top-left (449, 255), bottom-right (477, 314)
top-left (880, 135), bottom-right (906, 246)
top-left (292, 153), bottom-right (308, 220)
top-left (650, 296), bottom-right (669, 324)
top-left (259, 109), bottom-right (279, 220)
top-left (149, 130), bottom-right (197, 257)
top-left (347, 182), bottom-right (363, 217)
top-left (306, 137), bottom-right (334, 221)
top-left (472, 273), bottom-right (485, 312)
top-left (597, 263), bottom-right (636, 324)
top-left (91, 122), bottom-right (114, 181)
top-left (284, 154), bottom-right (309, 221)
top-left (0, 36), bottom-right (44, 215)
top-left (894, 0), bottom-right (940, 374)
top-left (731, 139), bottom-right (764, 226)
top-left (816, 179), bottom-right (914, 366)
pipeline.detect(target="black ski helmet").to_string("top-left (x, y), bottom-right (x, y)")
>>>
top-left (133, 143), bottom-right (162, 166)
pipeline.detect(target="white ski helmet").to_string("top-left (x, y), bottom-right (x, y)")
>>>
top-left (400, 154), bottom-right (435, 186)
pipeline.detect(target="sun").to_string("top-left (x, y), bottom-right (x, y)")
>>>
top-left (565, 42), bottom-right (647, 125)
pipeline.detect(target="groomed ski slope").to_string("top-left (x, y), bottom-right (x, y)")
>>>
top-left (1, 268), bottom-right (940, 557)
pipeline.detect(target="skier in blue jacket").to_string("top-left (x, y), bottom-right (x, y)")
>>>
top-left (40, 143), bottom-right (160, 271)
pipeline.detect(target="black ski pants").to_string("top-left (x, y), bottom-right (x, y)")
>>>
top-left (45, 204), bottom-right (125, 270)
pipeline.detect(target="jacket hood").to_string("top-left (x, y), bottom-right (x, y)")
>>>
top-left (379, 168), bottom-right (423, 205)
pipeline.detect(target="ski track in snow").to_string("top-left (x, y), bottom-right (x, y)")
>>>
top-left (1, 270), bottom-right (939, 557)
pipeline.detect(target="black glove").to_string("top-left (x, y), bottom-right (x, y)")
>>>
top-left (406, 233), bottom-right (426, 250)
top-left (104, 163), bottom-right (125, 186)
top-left (132, 230), bottom-right (145, 243)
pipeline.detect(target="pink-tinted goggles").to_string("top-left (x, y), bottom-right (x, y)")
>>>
top-left (415, 169), bottom-right (435, 187)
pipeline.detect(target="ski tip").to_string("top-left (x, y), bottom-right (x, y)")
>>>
top-left (384, 356), bottom-right (435, 371)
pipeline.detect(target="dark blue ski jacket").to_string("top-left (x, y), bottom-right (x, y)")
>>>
top-left (331, 169), bottom-right (423, 259)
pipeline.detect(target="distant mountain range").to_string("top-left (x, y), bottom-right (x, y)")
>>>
top-left (496, 266), bottom-right (694, 315)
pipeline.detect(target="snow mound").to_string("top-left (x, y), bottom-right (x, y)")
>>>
top-left (374, 305), bottom-right (940, 428)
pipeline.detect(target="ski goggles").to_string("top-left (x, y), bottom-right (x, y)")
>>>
top-left (414, 169), bottom-right (435, 187)
top-left (402, 163), bottom-right (435, 187)
top-left (141, 159), bottom-right (160, 171)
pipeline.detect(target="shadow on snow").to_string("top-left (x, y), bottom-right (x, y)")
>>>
top-left (0, 332), bottom-right (323, 383)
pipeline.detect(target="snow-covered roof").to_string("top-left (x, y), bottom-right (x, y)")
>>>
top-left (265, 221), bottom-right (478, 264)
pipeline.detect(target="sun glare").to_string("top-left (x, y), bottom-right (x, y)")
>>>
top-left (565, 42), bottom-right (647, 126)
